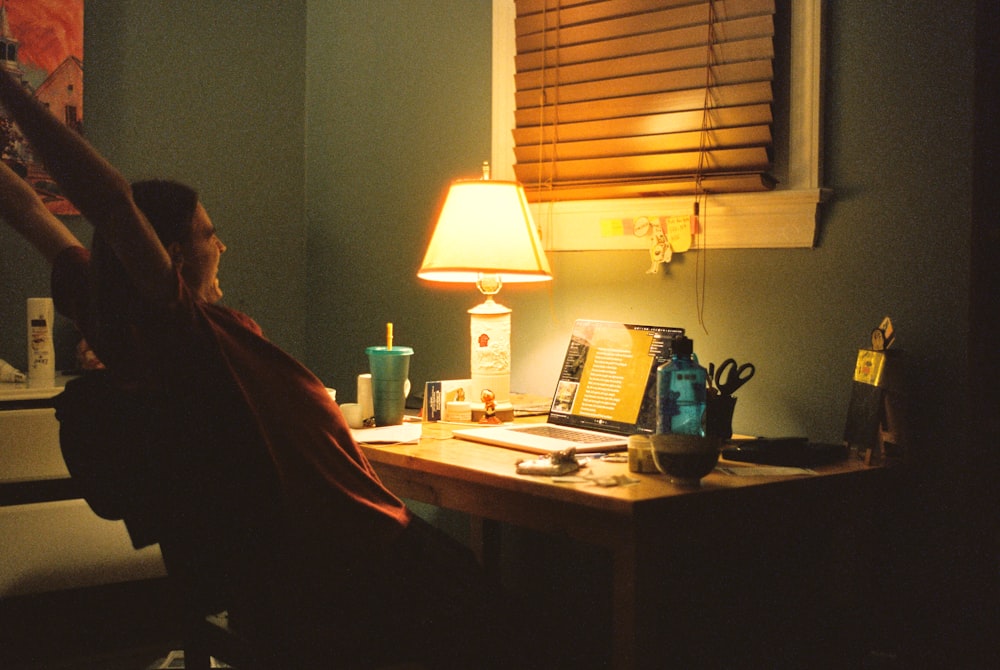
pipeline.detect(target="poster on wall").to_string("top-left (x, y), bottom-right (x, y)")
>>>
top-left (0, 0), bottom-right (84, 216)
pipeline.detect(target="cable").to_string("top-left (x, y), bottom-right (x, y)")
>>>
top-left (694, 0), bottom-right (718, 336)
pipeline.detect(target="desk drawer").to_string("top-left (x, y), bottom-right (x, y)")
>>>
top-left (0, 408), bottom-right (67, 482)
top-left (0, 499), bottom-right (165, 597)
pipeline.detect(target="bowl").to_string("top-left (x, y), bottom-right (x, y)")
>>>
top-left (649, 434), bottom-right (723, 486)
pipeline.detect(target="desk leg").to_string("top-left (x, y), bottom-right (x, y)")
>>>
top-left (611, 542), bottom-right (640, 670)
top-left (469, 515), bottom-right (502, 577)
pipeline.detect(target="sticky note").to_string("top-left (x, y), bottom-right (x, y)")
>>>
top-left (601, 219), bottom-right (624, 237)
top-left (665, 215), bottom-right (692, 252)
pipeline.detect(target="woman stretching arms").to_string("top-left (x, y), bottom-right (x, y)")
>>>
top-left (0, 67), bottom-right (525, 669)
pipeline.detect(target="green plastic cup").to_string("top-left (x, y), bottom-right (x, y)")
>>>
top-left (365, 346), bottom-right (413, 426)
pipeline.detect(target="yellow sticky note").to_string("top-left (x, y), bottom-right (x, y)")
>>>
top-left (665, 215), bottom-right (692, 252)
top-left (601, 219), bottom-right (624, 237)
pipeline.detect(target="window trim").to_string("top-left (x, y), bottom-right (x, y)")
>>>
top-left (491, 0), bottom-right (829, 250)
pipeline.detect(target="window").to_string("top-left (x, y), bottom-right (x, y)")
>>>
top-left (492, 0), bottom-right (827, 250)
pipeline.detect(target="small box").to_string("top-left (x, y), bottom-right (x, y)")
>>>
top-left (627, 434), bottom-right (657, 473)
top-left (423, 379), bottom-right (472, 422)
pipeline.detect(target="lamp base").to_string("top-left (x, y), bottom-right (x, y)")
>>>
top-left (469, 297), bottom-right (512, 407)
top-left (470, 401), bottom-right (514, 423)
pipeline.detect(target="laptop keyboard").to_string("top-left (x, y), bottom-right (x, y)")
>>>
top-left (513, 424), bottom-right (611, 444)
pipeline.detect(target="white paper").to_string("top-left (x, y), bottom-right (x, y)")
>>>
top-left (351, 422), bottom-right (421, 445)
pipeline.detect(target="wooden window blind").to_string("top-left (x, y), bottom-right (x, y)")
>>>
top-left (513, 0), bottom-right (777, 202)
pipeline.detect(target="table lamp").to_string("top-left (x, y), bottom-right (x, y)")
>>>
top-left (418, 165), bottom-right (552, 421)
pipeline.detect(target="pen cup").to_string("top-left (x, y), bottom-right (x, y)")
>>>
top-left (706, 394), bottom-right (737, 439)
top-left (365, 346), bottom-right (413, 426)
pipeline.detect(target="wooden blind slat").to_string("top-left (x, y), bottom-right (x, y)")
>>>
top-left (516, 36), bottom-right (774, 92)
top-left (515, 81), bottom-right (773, 127)
top-left (521, 173), bottom-right (776, 202)
top-left (516, 0), bottom-right (653, 19)
top-left (516, 59), bottom-right (772, 108)
top-left (514, 125), bottom-right (772, 164)
top-left (517, 0), bottom-right (704, 30)
top-left (515, 16), bottom-right (774, 72)
top-left (513, 103), bottom-right (773, 145)
top-left (514, 147), bottom-right (771, 184)
top-left (516, 0), bottom-right (775, 52)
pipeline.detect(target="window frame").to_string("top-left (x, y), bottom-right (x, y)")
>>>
top-left (491, 0), bottom-right (828, 251)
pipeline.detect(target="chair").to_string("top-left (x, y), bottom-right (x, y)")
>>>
top-left (183, 608), bottom-right (426, 670)
top-left (55, 373), bottom-right (421, 669)
top-left (183, 609), bottom-right (264, 669)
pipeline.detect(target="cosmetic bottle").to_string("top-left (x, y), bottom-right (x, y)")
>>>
top-left (27, 297), bottom-right (55, 387)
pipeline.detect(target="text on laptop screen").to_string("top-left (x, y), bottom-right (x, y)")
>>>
top-left (550, 321), bottom-right (682, 434)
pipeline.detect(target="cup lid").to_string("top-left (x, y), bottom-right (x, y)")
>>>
top-left (365, 346), bottom-right (414, 355)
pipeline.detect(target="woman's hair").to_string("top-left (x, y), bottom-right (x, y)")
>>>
top-left (130, 179), bottom-right (199, 247)
top-left (90, 179), bottom-right (199, 370)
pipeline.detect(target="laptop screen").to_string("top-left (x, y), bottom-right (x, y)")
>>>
top-left (548, 320), bottom-right (684, 436)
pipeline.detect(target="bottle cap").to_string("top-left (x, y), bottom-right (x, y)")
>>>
top-left (672, 335), bottom-right (693, 356)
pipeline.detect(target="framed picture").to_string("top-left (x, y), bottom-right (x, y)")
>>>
top-left (0, 0), bottom-right (84, 215)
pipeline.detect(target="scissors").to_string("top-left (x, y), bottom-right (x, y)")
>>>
top-left (713, 358), bottom-right (755, 396)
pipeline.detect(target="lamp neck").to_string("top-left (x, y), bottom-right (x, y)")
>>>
top-left (475, 272), bottom-right (503, 298)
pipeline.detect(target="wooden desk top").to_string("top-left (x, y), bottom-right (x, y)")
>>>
top-left (360, 422), bottom-right (884, 543)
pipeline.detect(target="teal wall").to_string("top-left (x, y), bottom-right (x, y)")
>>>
top-left (304, 0), bottom-right (492, 397)
top-left (86, 1), bottom-right (311, 358)
top-left (0, 1), bottom-right (977, 460)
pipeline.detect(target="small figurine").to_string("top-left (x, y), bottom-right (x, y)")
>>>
top-left (479, 388), bottom-right (502, 424)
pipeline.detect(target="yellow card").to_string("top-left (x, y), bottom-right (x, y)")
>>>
top-left (854, 349), bottom-right (886, 387)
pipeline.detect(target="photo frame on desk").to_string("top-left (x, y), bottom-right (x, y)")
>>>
top-left (844, 381), bottom-right (883, 456)
top-left (844, 348), bottom-right (906, 465)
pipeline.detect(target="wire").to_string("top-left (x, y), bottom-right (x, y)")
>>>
top-left (532, 0), bottom-right (558, 239)
top-left (694, 0), bottom-right (718, 336)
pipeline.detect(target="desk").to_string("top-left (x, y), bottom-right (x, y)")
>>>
top-left (361, 423), bottom-right (886, 669)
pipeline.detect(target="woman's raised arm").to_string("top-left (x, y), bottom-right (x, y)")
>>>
top-left (0, 159), bottom-right (79, 263)
top-left (0, 69), bottom-right (176, 303)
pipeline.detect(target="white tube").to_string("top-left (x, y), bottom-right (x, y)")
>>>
top-left (27, 298), bottom-right (55, 388)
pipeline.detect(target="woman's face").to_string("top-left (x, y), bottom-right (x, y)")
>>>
top-left (177, 203), bottom-right (226, 303)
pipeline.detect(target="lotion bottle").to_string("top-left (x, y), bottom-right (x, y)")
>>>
top-left (27, 297), bottom-right (55, 387)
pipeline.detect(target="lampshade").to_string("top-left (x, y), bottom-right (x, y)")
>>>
top-left (417, 179), bottom-right (552, 284)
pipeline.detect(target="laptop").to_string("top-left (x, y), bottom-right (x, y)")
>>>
top-left (453, 320), bottom-right (684, 453)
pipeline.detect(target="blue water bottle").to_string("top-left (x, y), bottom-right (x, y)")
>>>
top-left (656, 336), bottom-right (707, 436)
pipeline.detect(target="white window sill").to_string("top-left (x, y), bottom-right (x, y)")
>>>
top-left (529, 187), bottom-right (831, 251)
